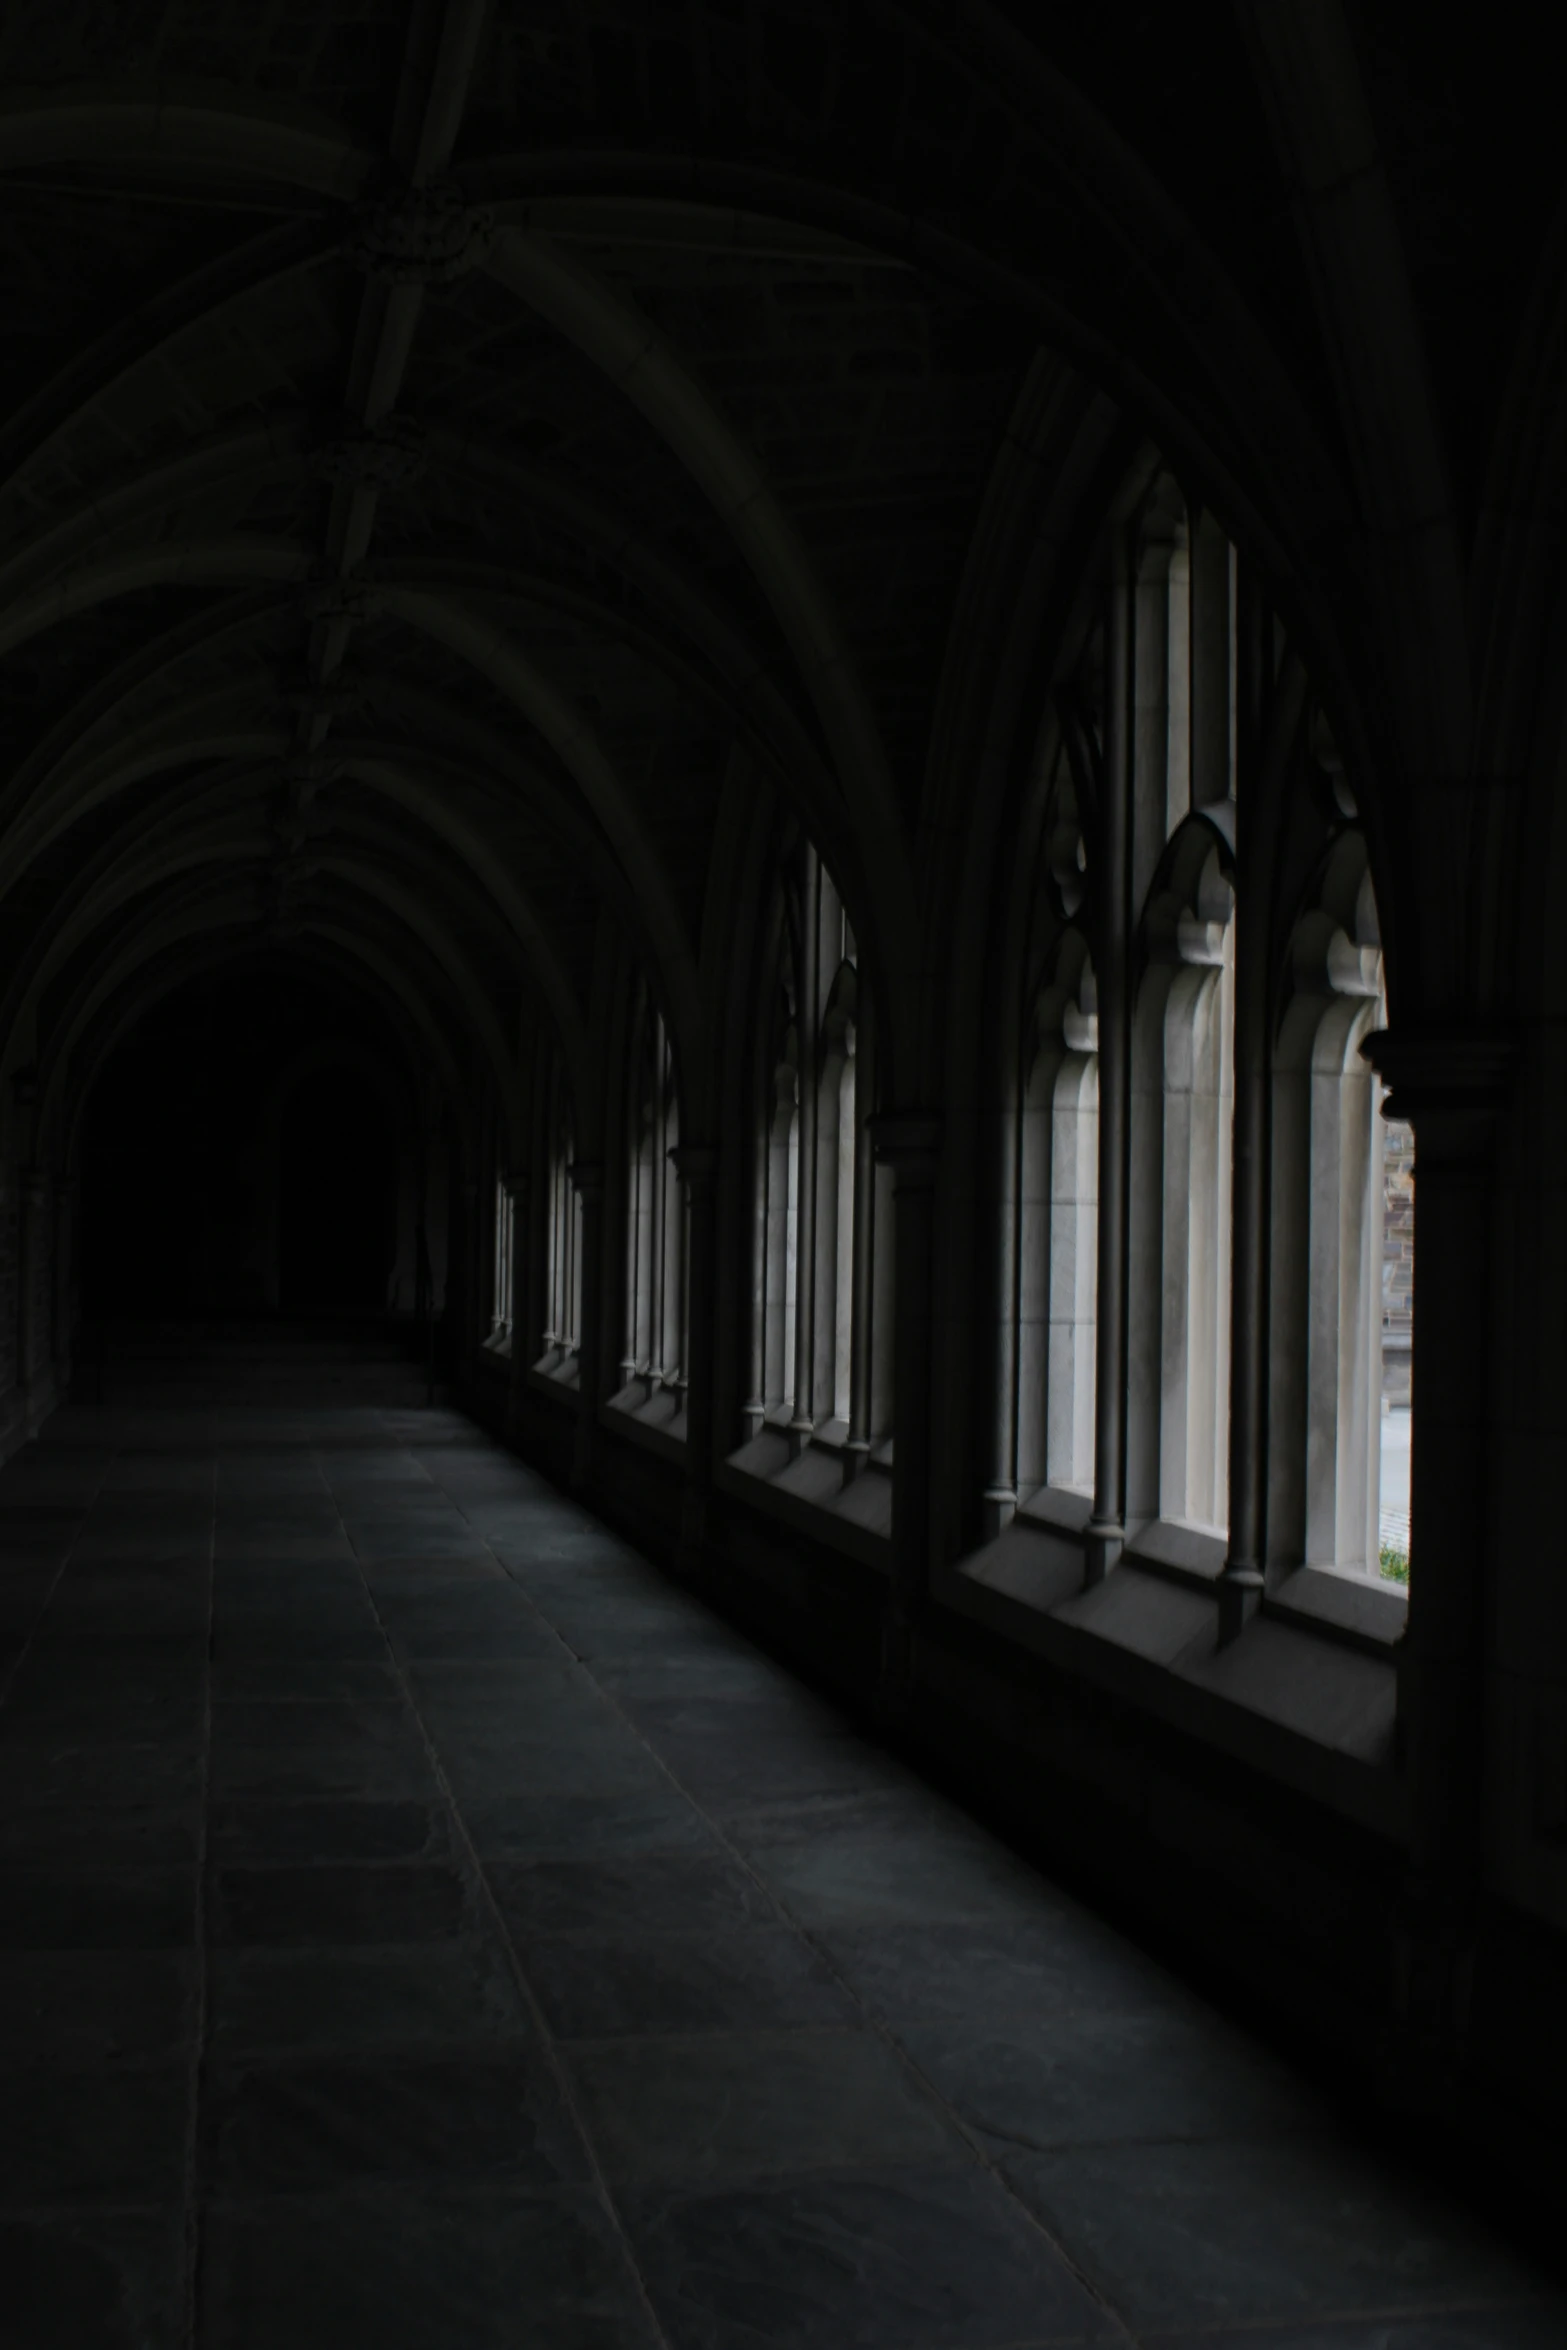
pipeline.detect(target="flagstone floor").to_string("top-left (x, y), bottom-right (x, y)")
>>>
top-left (0, 1352), bottom-right (1560, 2346)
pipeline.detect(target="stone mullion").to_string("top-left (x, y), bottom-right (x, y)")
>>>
top-left (873, 1112), bottom-right (943, 1715)
top-left (663, 1125), bottom-right (687, 1395)
top-left (982, 1016), bottom-right (1023, 1538)
top-left (788, 856), bottom-right (821, 1454)
top-left (1087, 555), bottom-right (1133, 1583)
top-left (745, 1052), bottom-right (770, 1434)
top-left (1218, 567), bottom-right (1273, 1640)
top-left (620, 1027), bottom-right (642, 1386)
top-left (846, 989), bottom-right (878, 1479)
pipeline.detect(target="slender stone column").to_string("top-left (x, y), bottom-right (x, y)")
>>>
top-left (1087, 560), bottom-right (1132, 1583)
top-left (1361, 1023), bottom-right (1515, 2111)
top-left (502, 1168), bottom-right (530, 1444)
top-left (789, 861), bottom-right (822, 1457)
top-left (1217, 951), bottom-right (1269, 1643)
top-left (872, 1110), bottom-right (943, 1713)
top-left (672, 1144), bottom-right (719, 1572)
top-left (568, 1159), bottom-right (606, 1491)
top-left (1217, 629), bottom-right (1269, 1645)
top-left (982, 994), bottom-right (1020, 1536)
top-left (845, 996), bottom-right (877, 1484)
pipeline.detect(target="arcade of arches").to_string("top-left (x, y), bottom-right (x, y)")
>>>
top-left (2, 3), bottom-right (1566, 2337)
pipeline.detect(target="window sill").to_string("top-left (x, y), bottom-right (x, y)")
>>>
top-left (1265, 1564), bottom-right (1407, 1656)
top-left (531, 1347), bottom-right (580, 1391)
top-left (940, 1518), bottom-right (1404, 1836)
top-left (1124, 1516), bottom-right (1228, 1590)
top-left (605, 1380), bottom-right (688, 1455)
top-left (1016, 1485), bottom-right (1094, 1536)
top-left (1011, 1498), bottom-right (1228, 1596)
top-left (751, 1406), bottom-right (893, 1470)
top-left (720, 1428), bottom-right (892, 1572)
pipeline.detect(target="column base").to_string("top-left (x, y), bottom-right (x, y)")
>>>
top-left (1084, 1520), bottom-right (1123, 1586)
top-left (1216, 1562), bottom-right (1264, 1647)
top-left (981, 1486), bottom-right (1017, 1541)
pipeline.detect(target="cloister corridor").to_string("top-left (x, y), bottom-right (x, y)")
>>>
top-left (0, 1331), bottom-right (1558, 2349)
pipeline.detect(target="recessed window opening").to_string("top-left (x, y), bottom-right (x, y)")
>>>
top-left (1269, 834), bottom-right (1406, 1585)
top-left (741, 833), bottom-right (892, 1477)
top-left (539, 1066), bottom-right (581, 1371)
top-left (1126, 504), bottom-right (1237, 1542)
top-left (1378, 1110), bottom-right (1414, 1585)
top-left (987, 485), bottom-right (1248, 1553)
top-left (614, 985), bottom-right (688, 1429)
top-left (1023, 936), bottom-right (1100, 1502)
top-left (489, 1174), bottom-right (514, 1349)
top-left (1132, 836), bottom-right (1236, 1535)
top-left (984, 720), bottom-right (1102, 1531)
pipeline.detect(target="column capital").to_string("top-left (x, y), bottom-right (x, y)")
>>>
top-left (1362, 1025), bottom-right (1518, 1174)
top-left (1360, 1025), bottom-right (1518, 1124)
top-left (499, 1167), bottom-right (530, 1205)
top-left (870, 1110), bottom-right (942, 1185)
top-left (669, 1142), bottom-right (718, 1192)
top-left (567, 1158), bottom-right (605, 1202)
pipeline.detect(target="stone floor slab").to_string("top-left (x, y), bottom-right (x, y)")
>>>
top-left (563, 2028), bottom-right (963, 2186)
top-left (1, 1363), bottom-right (1558, 2346)
top-left (197, 2187), bottom-right (657, 2350)
top-left (622, 2161), bottom-right (1120, 2347)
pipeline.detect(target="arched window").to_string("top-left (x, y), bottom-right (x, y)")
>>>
top-left (611, 983), bottom-right (687, 1435)
top-left (1271, 838), bottom-right (1408, 1583)
top-left (488, 1171), bottom-right (513, 1350)
top-left (987, 478), bottom-right (1242, 1562)
top-left (989, 915), bottom-right (1100, 1528)
top-left (1129, 827), bottom-right (1236, 1536)
top-left (983, 466), bottom-right (1410, 1623)
top-left (1379, 1112), bottom-right (1414, 1577)
top-left (539, 1060), bottom-right (580, 1380)
top-left (733, 831), bottom-right (893, 1532)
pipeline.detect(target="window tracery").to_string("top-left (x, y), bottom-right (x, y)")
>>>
top-left (488, 1171), bottom-right (513, 1351)
top-left (985, 469), bottom-right (1410, 1601)
top-left (736, 832), bottom-right (892, 1509)
top-left (1271, 839), bottom-right (1397, 1581)
top-left (539, 1061), bottom-right (581, 1376)
top-left (612, 983), bottom-right (687, 1434)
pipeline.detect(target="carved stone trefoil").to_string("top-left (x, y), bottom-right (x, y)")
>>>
top-left (299, 581), bottom-right (375, 629)
top-left (313, 417), bottom-right (429, 492)
top-left (348, 182), bottom-right (495, 286)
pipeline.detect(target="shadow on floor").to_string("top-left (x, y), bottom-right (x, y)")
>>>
top-left (0, 1337), bottom-right (1560, 2347)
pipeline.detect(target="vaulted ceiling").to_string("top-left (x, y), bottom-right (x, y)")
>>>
top-left (0, 2), bottom-right (1556, 1157)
